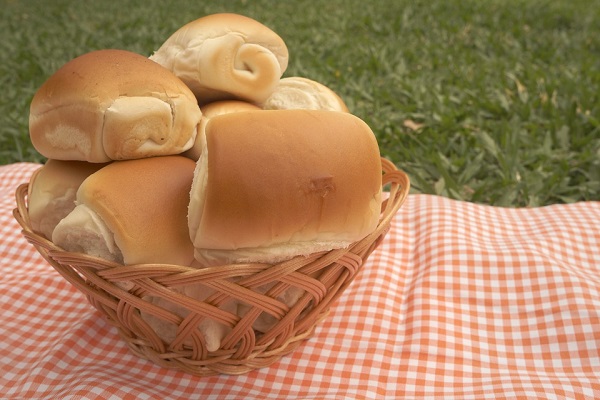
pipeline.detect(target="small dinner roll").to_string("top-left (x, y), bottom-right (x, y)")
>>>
top-left (29, 49), bottom-right (202, 163)
top-left (27, 159), bottom-right (107, 239)
top-left (52, 156), bottom-right (195, 266)
top-left (149, 13), bottom-right (289, 105)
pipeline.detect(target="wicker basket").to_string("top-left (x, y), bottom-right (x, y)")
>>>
top-left (13, 157), bottom-right (409, 376)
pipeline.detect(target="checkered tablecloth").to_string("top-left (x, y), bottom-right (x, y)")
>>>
top-left (1, 162), bottom-right (599, 399)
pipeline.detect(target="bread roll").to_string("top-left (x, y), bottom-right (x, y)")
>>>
top-left (27, 159), bottom-right (107, 239)
top-left (188, 109), bottom-right (382, 266)
top-left (29, 49), bottom-right (202, 163)
top-left (262, 77), bottom-right (349, 112)
top-left (52, 156), bottom-right (195, 266)
top-left (149, 13), bottom-right (289, 105)
top-left (184, 100), bottom-right (261, 160)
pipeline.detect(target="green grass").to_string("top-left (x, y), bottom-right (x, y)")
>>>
top-left (1, 0), bottom-right (599, 206)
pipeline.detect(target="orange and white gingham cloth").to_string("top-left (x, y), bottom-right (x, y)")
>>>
top-left (1, 162), bottom-right (599, 400)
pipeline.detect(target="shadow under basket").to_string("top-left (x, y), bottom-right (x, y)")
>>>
top-left (13, 157), bottom-right (410, 376)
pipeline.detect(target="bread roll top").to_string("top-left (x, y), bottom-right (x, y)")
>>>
top-left (189, 109), bottom-right (382, 264)
top-left (29, 49), bottom-right (202, 162)
top-left (76, 156), bottom-right (196, 265)
top-left (262, 77), bottom-right (349, 112)
top-left (201, 100), bottom-right (262, 117)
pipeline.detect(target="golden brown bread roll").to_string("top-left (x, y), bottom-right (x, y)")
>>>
top-left (29, 49), bottom-right (202, 163)
top-left (27, 159), bottom-right (108, 239)
top-left (52, 156), bottom-right (195, 266)
top-left (188, 109), bottom-right (382, 266)
top-left (149, 13), bottom-right (289, 105)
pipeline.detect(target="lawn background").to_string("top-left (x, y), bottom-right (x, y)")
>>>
top-left (1, 0), bottom-right (599, 206)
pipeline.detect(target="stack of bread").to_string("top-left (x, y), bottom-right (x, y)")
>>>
top-left (27, 13), bottom-right (383, 352)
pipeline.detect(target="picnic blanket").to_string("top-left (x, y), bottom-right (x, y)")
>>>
top-left (1, 162), bottom-right (599, 399)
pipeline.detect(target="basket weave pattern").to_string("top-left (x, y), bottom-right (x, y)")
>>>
top-left (13, 157), bottom-right (409, 376)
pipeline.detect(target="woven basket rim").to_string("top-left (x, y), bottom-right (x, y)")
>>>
top-left (12, 157), bottom-right (410, 376)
